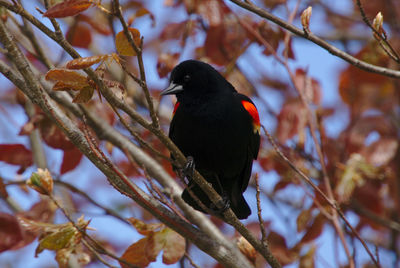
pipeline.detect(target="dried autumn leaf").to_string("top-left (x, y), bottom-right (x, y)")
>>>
top-left (132, 8), bottom-right (155, 26)
top-left (60, 148), bottom-right (83, 174)
top-left (268, 231), bottom-right (298, 265)
top-left (299, 214), bottom-right (326, 244)
top-left (276, 99), bottom-right (308, 143)
top-left (335, 154), bottom-right (378, 203)
top-left (43, 0), bottom-right (93, 18)
top-left (45, 69), bottom-right (89, 90)
top-left (196, 0), bottom-right (227, 27)
top-left (157, 53), bottom-right (180, 78)
top-left (294, 69), bottom-right (321, 105)
top-left (66, 54), bottom-right (120, 70)
top-left (0, 177), bottom-right (8, 198)
top-left (78, 14), bottom-right (111, 35)
top-left (0, 213), bottom-right (23, 253)
top-left (66, 23), bottom-right (92, 48)
top-left (115, 28), bottom-right (141, 56)
top-left (299, 245), bottom-right (316, 268)
top-left (296, 209), bottom-right (312, 233)
top-left (26, 168), bottom-right (54, 195)
top-left (157, 228), bottom-right (185, 264)
top-left (72, 86), bottom-right (94, 103)
top-left (127, 218), bottom-right (163, 235)
top-left (66, 55), bottom-right (106, 69)
top-left (120, 237), bottom-right (152, 268)
top-left (0, 144), bottom-right (33, 167)
top-left (363, 138), bottom-right (398, 166)
top-left (39, 119), bottom-right (75, 150)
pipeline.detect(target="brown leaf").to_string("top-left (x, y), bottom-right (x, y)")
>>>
top-left (0, 177), bottom-right (8, 198)
top-left (196, 0), bottom-right (228, 27)
top-left (299, 214), bottom-right (326, 244)
top-left (115, 28), bottom-right (141, 56)
top-left (78, 14), bottom-right (111, 35)
top-left (294, 69), bottom-right (321, 105)
top-left (204, 19), bottom-right (246, 66)
top-left (127, 218), bottom-right (163, 236)
top-left (43, 0), bottom-right (93, 18)
top-left (363, 138), bottom-right (398, 166)
top-left (296, 209), bottom-right (312, 233)
top-left (0, 144), bottom-right (33, 167)
top-left (66, 55), bottom-right (108, 70)
top-left (0, 213), bottom-right (23, 253)
top-left (72, 86), bottom-right (94, 103)
top-left (268, 231), bottom-right (298, 265)
top-left (120, 237), bottom-right (151, 268)
top-left (257, 21), bottom-right (283, 55)
top-left (159, 228), bottom-right (185, 264)
top-left (276, 99), bottom-right (307, 143)
top-left (299, 245), bottom-right (316, 268)
top-left (157, 53), bottom-right (180, 78)
top-left (339, 45), bottom-right (394, 116)
top-left (45, 69), bottom-right (89, 90)
top-left (39, 119), bottom-right (75, 150)
top-left (160, 21), bottom-right (194, 41)
top-left (66, 24), bottom-right (92, 48)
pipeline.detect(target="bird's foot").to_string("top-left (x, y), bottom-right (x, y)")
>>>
top-left (181, 156), bottom-right (195, 182)
top-left (210, 192), bottom-right (230, 215)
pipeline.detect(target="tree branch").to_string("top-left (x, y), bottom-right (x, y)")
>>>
top-left (229, 0), bottom-right (400, 79)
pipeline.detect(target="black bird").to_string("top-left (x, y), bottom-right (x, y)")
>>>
top-left (161, 60), bottom-right (260, 219)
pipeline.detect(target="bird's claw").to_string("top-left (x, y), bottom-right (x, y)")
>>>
top-left (210, 192), bottom-right (230, 214)
top-left (182, 156), bottom-right (195, 180)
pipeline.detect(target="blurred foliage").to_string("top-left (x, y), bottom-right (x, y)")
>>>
top-left (0, 0), bottom-right (399, 267)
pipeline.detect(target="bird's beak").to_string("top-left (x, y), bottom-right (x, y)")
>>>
top-left (161, 82), bottom-right (183, 96)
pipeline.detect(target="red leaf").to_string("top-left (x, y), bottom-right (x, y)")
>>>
top-left (0, 144), bottom-right (33, 167)
top-left (294, 69), bottom-right (321, 105)
top-left (299, 214), bottom-right (326, 244)
top-left (78, 14), bottom-right (111, 35)
top-left (0, 213), bottom-right (23, 253)
top-left (157, 53), bottom-right (180, 78)
top-left (276, 99), bottom-right (307, 143)
top-left (43, 0), bottom-right (93, 18)
top-left (0, 177), bottom-right (8, 198)
top-left (60, 148), bottom-right (83, 174)
top-left (196, 0), bottom-right (228, 27)
top-left (160, 21), bottom-right (189, 40)
top-left (39, 120), bottom-right (75, 150)
top-left (363, 138), bottom-right (398, 166)
top-left (66, 24), bottom-right (92, 48)
top-left (268, 231), bottom-right (298, 265)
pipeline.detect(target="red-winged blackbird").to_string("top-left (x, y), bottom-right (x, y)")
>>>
top-left (162, 60), bottom-right (260, 219)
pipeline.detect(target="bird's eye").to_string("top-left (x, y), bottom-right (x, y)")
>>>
top-left (183, 75), bottom-right (191, 83)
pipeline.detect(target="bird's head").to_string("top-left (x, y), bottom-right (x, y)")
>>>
top-left (161, 60), bottom-right (233, 101)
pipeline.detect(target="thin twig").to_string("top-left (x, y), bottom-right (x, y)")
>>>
top-left (229, 0), bottom-right (400, 79)
top-left (355, 0), bottom-right (400, 63)
top-left (262, 125), bottom-right (380, 267)
top-left (255, 173), bottom-right (268, 245)
top-left (112, 0), bottom-right (159, 128)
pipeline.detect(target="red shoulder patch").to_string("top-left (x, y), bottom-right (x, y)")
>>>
top-left (241, 100), bottom-right (260, 133)
top-left (173, 102), bottom-right (180, 115)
